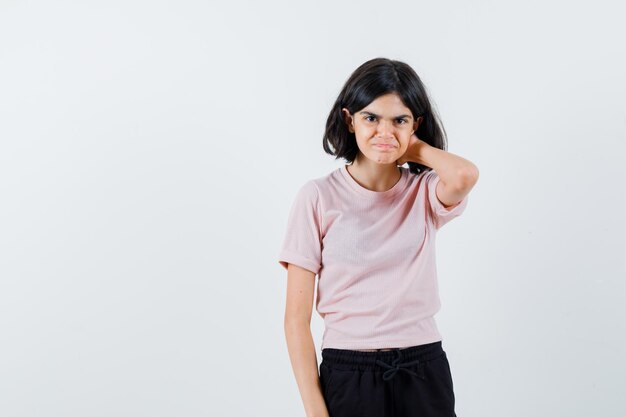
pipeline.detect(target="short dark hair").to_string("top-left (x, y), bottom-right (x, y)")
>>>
top-left (322, 57), bottom-right (448, 175)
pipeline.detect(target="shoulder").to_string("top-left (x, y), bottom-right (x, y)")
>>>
top-left (296, 179), bottom-right (320, 199)
top-left (402, 166), bottom-right (430, 187)
top-left (300, 168), bottom-right (340, 198)
top-left (290, 179), bottom-right (323, 213)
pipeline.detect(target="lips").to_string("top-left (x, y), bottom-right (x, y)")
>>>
top-left (374, 144), bottom-right (395, 149)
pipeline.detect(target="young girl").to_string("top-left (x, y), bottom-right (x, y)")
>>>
top-left (278, 57), bottom-right (478, 417)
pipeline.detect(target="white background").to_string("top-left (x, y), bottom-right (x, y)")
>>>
top-left (1, 1), bottom-right (624, 416)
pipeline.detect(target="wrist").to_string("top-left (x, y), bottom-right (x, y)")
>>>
top-left (409, 141), bottom-right (431, 165)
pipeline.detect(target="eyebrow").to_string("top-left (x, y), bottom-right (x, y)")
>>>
top-left (359, 111), bottom-right (412, 119)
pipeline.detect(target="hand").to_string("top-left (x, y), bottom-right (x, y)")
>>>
top-left (396, 133), bottom-right (426, 166)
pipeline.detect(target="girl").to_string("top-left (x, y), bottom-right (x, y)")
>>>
top-left (279, 57), bottom-right (478, 417)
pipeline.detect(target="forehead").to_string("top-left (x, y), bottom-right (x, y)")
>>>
top-left (361, 93), bottom-right (412, 118)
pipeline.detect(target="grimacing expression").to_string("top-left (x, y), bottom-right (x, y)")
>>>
top-left (342, 93), bottom-right (422, 164)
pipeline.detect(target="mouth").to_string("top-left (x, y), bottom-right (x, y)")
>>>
top-left (374, 144), bottom-right (396, 150)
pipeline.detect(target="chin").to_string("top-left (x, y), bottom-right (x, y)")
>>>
top-left (367, 156), bottom-right (398, 164)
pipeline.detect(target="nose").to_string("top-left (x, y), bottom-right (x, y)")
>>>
top-left (376, 120), bottom-right (395, 139)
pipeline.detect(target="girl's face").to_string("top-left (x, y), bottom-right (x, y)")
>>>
top-left (342, 92), bottom-right (421, 165)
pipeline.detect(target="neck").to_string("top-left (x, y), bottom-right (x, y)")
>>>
top-left (347, 154), bottom-right (401, 192)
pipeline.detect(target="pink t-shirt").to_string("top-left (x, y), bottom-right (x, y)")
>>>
top-left (278, 165), bottom-right (469, 350)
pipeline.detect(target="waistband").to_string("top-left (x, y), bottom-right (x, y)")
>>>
top-left (321, 341), bottom-right (445, 381)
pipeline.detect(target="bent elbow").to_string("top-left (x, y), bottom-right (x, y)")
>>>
top-left (458, 164), bottom-right (479, 187)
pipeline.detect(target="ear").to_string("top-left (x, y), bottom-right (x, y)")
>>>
top-left (413, 116), bottom-right (423, 132)
top-left (341, 108), bottom-right (354, 133)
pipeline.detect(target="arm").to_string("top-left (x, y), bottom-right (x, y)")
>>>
top-left (407, 135), bottom-right (479, 207)
top-left (284, 263), bottom-right (329, 417)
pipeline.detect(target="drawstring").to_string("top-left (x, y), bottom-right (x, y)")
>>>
top-left (375, 348), bottom-right (427, 381)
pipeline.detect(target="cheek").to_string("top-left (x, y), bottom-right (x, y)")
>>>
top-left (356, 125), bottom-right (374, 136)
top-left (400, 131), bottom-right (412, 144)
top-left (355, 127), bottom-right (376, 142)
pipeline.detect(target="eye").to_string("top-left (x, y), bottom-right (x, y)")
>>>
top-left (396, 119), bottom-right (408, 124)
top-left (365, 115), bottom-right (376, 122)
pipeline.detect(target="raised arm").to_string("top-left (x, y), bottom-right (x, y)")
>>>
top-left (404, 133), bottom-right (479, 207)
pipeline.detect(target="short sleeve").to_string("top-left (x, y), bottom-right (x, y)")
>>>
top-left (424, 169), bottom-right (469, 230)
top-left (277, 181), bottom-right (323, 275)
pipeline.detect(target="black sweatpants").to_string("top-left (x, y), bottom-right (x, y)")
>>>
top-left (319, 340), bottom-right (457, 417)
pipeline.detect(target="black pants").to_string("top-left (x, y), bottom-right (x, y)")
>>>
top-left (320, 341), bottom-right (456, 417)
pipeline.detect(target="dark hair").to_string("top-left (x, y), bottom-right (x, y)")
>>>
top-left (322, 57), bottom-right (448, 175)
